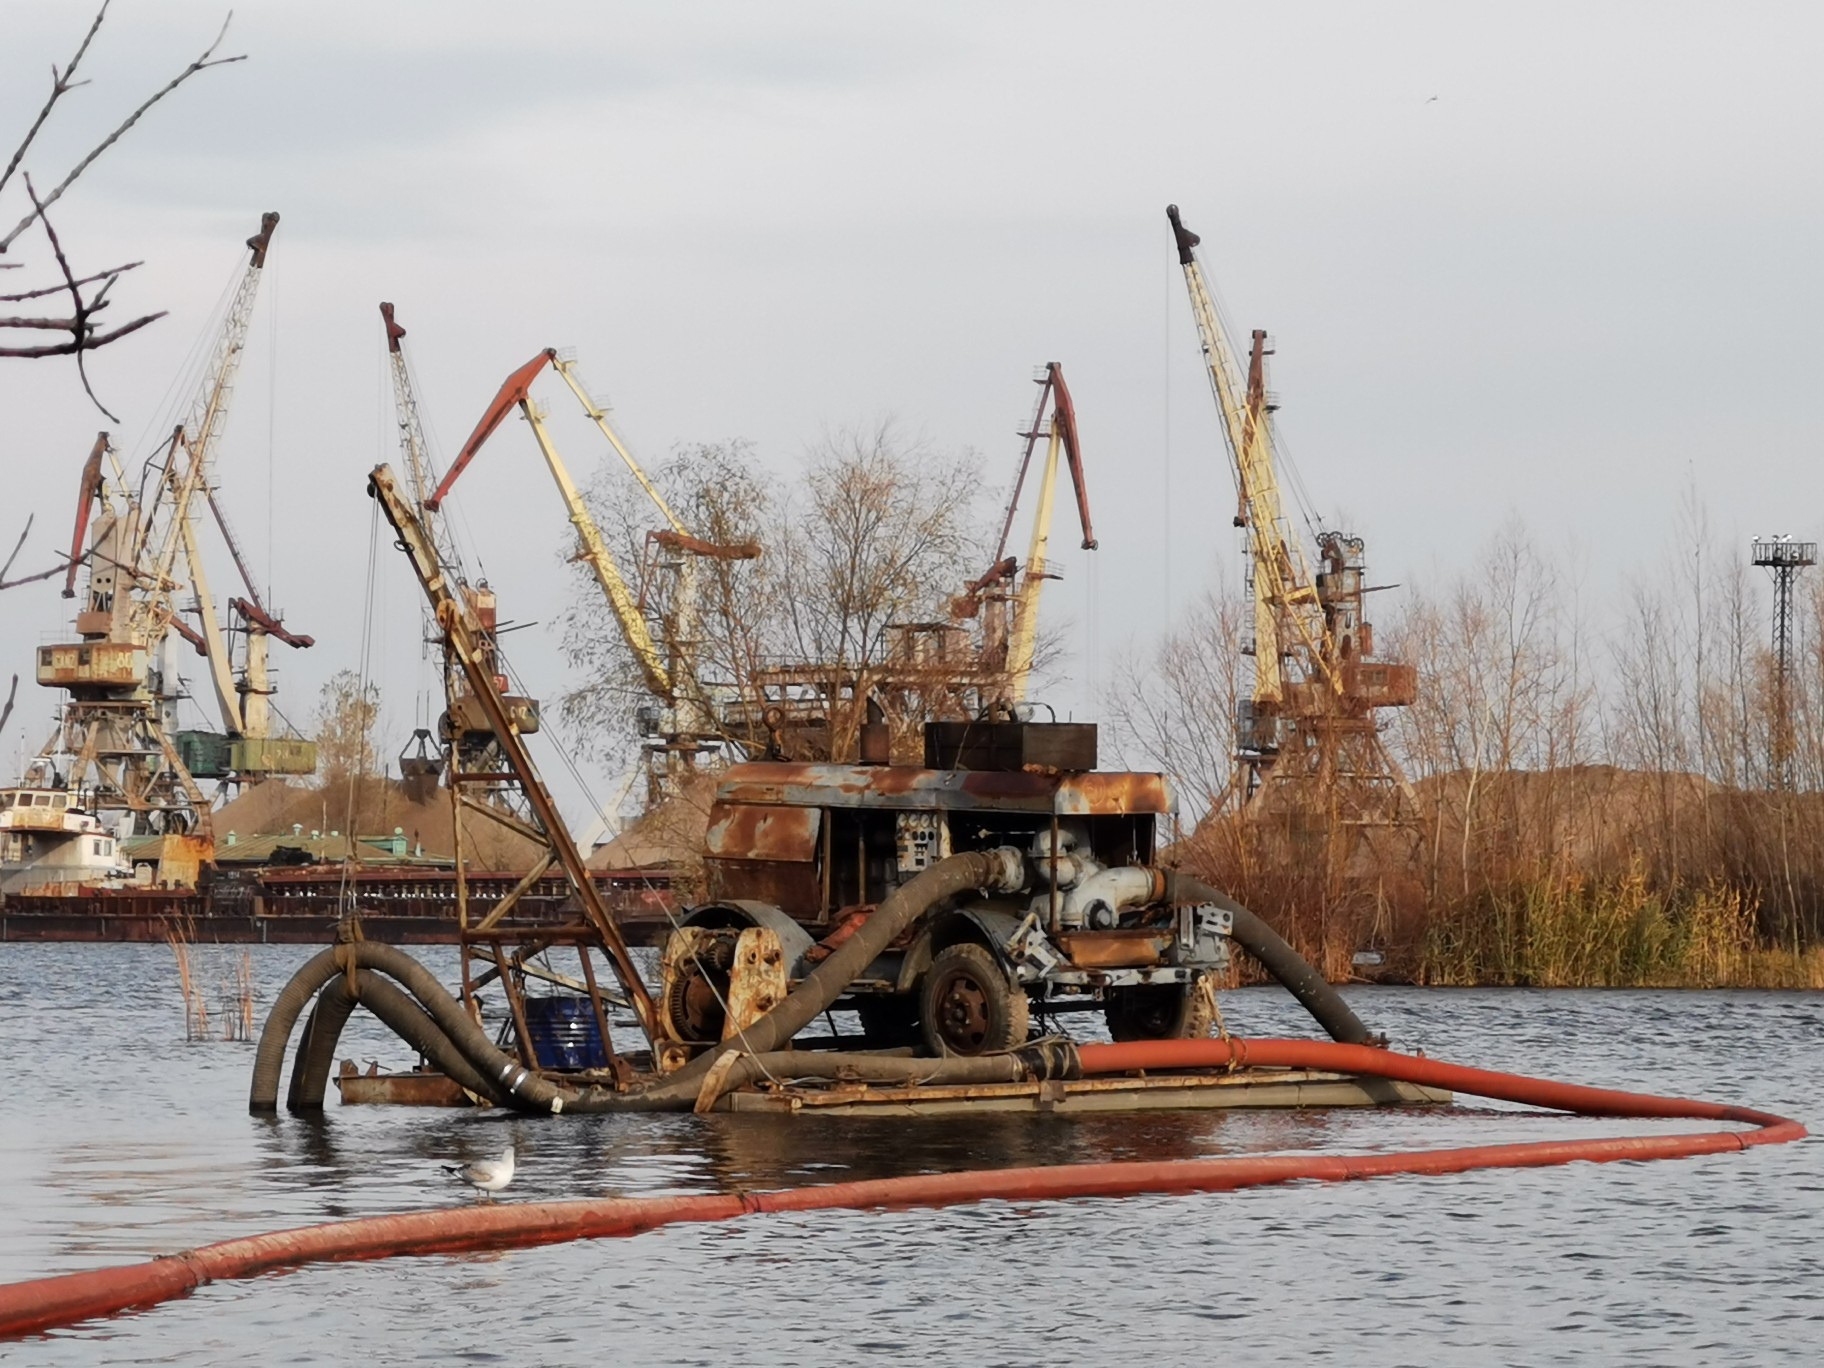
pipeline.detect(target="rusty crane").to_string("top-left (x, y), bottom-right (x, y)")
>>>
top-left (425, 349), bottom-right (756, 797)
top-left (33, 213), bottom-right (314, 885)
top-left (953, 362), bottom-right (1097, 706)
top-left (1166, 204), bottom-right (1415, 827)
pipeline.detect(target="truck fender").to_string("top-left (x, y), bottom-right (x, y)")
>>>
top-left (894, 907), bottom-right (1026, 993)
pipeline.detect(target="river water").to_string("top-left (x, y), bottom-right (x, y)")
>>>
top-left (1, 943), bottom-right (1819, 1365)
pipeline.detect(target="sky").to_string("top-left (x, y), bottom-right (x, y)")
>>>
top-left (3, 1), bottom-right (1821, 831)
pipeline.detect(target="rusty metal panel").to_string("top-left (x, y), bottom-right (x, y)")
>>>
top-left (1056, 772), bottom-right (1174, 816)
top-left (704, 803), bottom-right (821, 862)
top-left (1055, 930), bottom-right (1174, 969)
top-left (703, 859), bottom-right (821, 917)
top-left (722, 927), bottom-right (787, 1040)
top-left (1344, 661), bottom-right (1418, 709)
top-left (334, 1062), bottom-right (474, 1107)
top-left (34, 642), bottom-right (147, 689)
top-left (155, 834), bottom-right (212, 889)
top-left (714, 763), bottom-right (1173, 817)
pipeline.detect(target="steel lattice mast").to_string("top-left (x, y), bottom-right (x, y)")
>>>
top-left (1751, 536), bottom-right (1816, 790)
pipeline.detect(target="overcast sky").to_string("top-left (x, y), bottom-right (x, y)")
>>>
top-left (4, 2), bottom-right (1821, 828)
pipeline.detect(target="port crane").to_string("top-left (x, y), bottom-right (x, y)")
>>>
top-left (378, 303), bottom-right (539, 807)
top-left (1166, 204), bottom-right (1414, 823)
top-left (425, 349), bottom-right (757, 793)
top-left (953, 362), bottom-right (1097, 706)
top-left (741, 367), bottom-right (1096, 764)
top-left (36, 212), bottom-right (314, 874)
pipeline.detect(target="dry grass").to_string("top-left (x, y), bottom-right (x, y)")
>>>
top-left (165, 919), bottom-right (257, 1040)
top-left (164, 918), bottom-right (210, 1041)
top-left (220, 950), bottom-right (255, 1041)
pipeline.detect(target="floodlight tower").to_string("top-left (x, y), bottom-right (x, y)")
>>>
top-left (1751, 534), bottom-right (1816, 790)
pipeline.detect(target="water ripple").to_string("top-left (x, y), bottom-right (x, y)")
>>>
top-left (2, 943), bottom-right (1817, 1365)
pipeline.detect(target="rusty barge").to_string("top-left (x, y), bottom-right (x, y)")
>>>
top-left (0, 863), bottom-right (677, 944)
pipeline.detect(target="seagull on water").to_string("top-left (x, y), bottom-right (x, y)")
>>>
top-left (445, 1144), bottom-right (515, 1200)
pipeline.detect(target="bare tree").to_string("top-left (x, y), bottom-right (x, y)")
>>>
top-left (559, 440), bottom-right (774, 759)
top-left (771, 422), bottom-right (985, 672)
top-left (1104, 582), bottom-right (1249, 823)
top-left (559, 423), bottom-right (991, 771)
top-left (313, 671), bottom-right (382, 791)
top-left (1, 2), bottom-right (245, 415)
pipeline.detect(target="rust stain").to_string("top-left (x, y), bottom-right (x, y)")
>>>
top-left (713, 762), bottom-right (1171, 816)
top-left (1054, 930), bottom-right (1175, 969)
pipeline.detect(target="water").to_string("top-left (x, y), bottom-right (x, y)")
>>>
top-left (2, 943), bottom-right (1820, 1365)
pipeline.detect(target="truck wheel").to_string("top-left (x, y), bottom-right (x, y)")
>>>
top-left (1103, 979), bottom-right (1215, 1042)
top-left (919, 943), bottom-right (1030, 1056)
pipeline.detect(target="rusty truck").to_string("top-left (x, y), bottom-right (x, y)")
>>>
top-left (656, 719), bottom-right (1236, 1058)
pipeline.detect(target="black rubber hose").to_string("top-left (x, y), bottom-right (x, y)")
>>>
top-left (1163, 872), bottom-right (1374, 1045)
top-left (251, 944), bottom-right (547, 1113)
top-left (287, 981), bottom-right (359, 1113)
top-left (251, 943), bottom-right (581, 1116)
top-left (287, 972), bottom-right (507, 1112)
top-left (252, 946), bottom-right (344, 1111)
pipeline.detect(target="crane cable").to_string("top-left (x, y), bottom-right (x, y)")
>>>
top-left (333, 497), bottom-right (383, 917)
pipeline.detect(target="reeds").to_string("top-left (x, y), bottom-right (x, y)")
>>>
top-left (165, 919), bottom-right (210, 1041)
top-left (165, 917), bottom-right (256, 1040)
top-left (220, 950), bottom-right (255, 1041)
top-left (1119, 515), bottom-right (1824, 988)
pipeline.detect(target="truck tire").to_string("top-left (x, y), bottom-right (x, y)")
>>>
top-left (1103, 979), bottom-right (1215, 1042)
top-left (919, 943), bottom-right (1029, 1056)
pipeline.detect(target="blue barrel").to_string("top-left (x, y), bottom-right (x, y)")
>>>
top-left (521, 995), bottom-right (608, 1070)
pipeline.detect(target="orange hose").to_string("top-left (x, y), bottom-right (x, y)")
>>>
top-left (0, 1039), bottom-right (1804, 1341)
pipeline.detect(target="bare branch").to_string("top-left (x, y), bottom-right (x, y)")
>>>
top-left (0, 515), bottom-right (32, 582)
top-left (0, 2), bottom-right (110, 204)
top-left (0, 260), bottom-right (141, 302)
top-left (0, 513), bottom-right (91, 593)
top-left (0, 557), bottom-right (84, 593)
top-left (0, 11), bottom-right (246, 253)
top-left (0, 675), bottom-right (17, 735)
top-left (1, 308), bottom-right (109, 329)
top-left (0, 310), bottom-right (165, 358)
top-left (20, 174), bottom-right (118, 419)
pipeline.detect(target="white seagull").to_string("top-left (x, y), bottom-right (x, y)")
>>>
top-left (445, 1144), bottom-right (515, 1200)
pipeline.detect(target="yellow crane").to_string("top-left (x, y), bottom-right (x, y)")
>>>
top-left (426, 350), bottom-right (757, 781)
top-left (1167, 204), bottom-right (1414, 817)
top-left (955, 363), bottom-right (1097, 704)
top-left (378, 302), bottom-right (545, 799)
top-left (40, 213), bottom-right (309, 866)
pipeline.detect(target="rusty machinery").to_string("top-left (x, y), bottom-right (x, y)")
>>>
top-left (368, 464), bottom-right (659, 1076)
top-left (656, 720), bottom-right (1234, 1059)
top-left (367, 470), bottom-right (1230, 1070)
top-left (1167, 205), bottom-right (1416, 825)
top-left (34, 213), bottom-right (315, 880)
